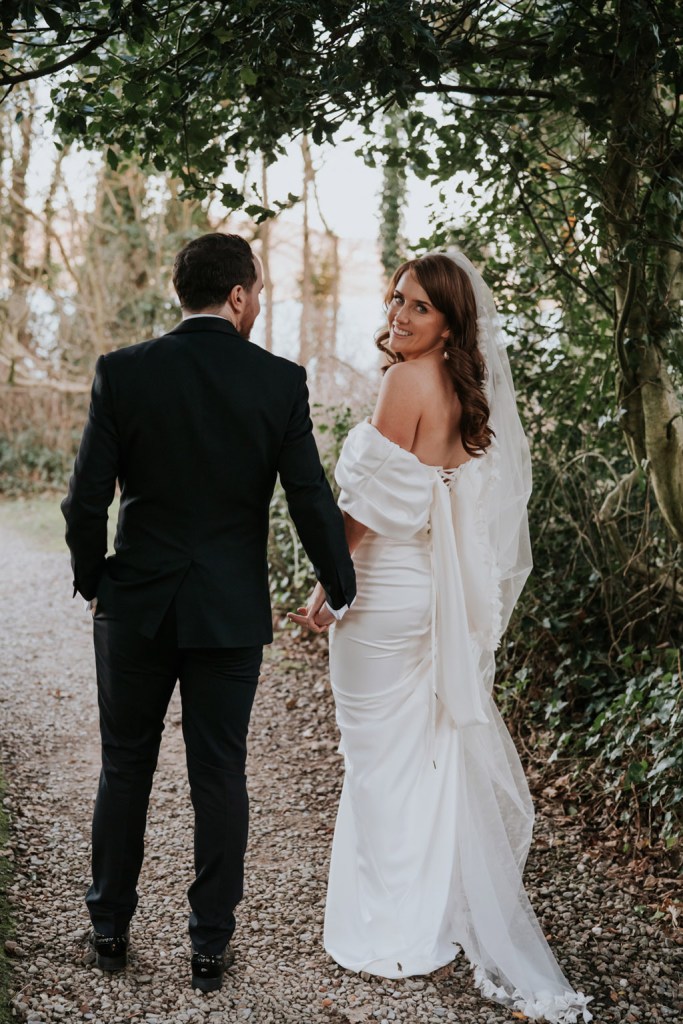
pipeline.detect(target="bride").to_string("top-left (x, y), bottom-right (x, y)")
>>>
top-left (289, 252), bottom-right (592, 1023)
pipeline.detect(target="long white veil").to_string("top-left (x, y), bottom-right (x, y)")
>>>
top-left (430, 251), bottom-right (593, 1023)
top-left (437, 248), bottom-right (533, 646)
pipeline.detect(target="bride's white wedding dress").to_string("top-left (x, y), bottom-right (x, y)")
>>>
top-left (323, 420), bottom-right (592, 1024)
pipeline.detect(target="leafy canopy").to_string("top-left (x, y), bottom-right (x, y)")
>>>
top-left (1, 1), bottom-right (441, 206)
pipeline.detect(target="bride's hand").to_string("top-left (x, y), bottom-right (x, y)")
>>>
top-left (287, 582), bottom-right (332, 633)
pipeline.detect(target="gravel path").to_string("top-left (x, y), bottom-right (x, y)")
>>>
top-left (0, 517), bottom-right (681, 1024)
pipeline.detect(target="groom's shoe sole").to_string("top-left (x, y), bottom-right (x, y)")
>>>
top-left (191, 974), bottom-right (222, 993)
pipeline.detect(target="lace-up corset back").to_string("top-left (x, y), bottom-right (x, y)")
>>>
top-left (435, 463), bottom-right (471, 491)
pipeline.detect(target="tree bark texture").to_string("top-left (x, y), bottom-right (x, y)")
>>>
top-left (7, 96), bottom-right (33, 357)
top-left (299, 135), bottom-right (315, 366)
top-left (605, 2), bottom-right (683, 541)
top-left (260, 157), bottom-right (274, 353)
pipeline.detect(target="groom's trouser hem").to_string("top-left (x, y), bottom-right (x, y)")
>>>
top-left (87, 603), bottom-right (261, 952)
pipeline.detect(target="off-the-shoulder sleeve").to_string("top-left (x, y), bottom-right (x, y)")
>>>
top-left (335, 421), bottom-right (433, 539)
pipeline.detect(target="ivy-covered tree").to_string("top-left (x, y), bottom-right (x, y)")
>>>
top-left (379, 109), bottom-right (408, 280)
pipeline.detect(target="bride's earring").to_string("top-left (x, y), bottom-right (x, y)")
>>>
top-left (443, 350), bottom-right (450, 360)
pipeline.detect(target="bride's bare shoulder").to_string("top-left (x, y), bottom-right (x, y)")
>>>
top-left (381, 359), bottom-right (435, 394)
top-left (373, 361), bottom-right (434, 450)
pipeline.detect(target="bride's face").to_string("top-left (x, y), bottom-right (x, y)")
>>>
top-left (386, 271), bottom-right (449, 360)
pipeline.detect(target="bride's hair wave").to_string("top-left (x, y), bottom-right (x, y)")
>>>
top-left (376, 254), bottom-right (493, 457)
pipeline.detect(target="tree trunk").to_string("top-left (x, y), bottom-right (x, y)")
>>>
top-left (0, 104), bottom-right (7, 289)
top-left (310, 159), bottom-right (341, 372)
top-left (604, 7), bottom-right (683, 542)
top-left (41, 144), bottom-right (68, 280)
top-left (261, 157), bottom-right (274, 352)
top-left (379, 109), bottom-right (407, 281)
top-left (299, 136), bottom-right (315, 365)
top-left (330, 231), bottom-right (340, 353)
top-left (7, 97), bottom-right (34, 355)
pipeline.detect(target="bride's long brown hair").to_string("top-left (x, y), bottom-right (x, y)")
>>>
top-left (376, 254), bottom-right (493, 457)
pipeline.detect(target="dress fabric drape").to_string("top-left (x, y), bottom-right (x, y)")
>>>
top-left (323, 421), bottom-right (592, 1024)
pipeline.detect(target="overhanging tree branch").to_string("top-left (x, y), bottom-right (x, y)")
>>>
top-left (422, 81), bottom-right (556, 101)
top-left (0, 29), bottom-right (113, 87)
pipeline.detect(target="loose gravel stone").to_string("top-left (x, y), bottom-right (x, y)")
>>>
top-left (1, 516), bottom-right (682, 1023)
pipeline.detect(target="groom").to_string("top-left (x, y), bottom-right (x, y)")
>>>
top-left (61, 232), bottom-right (356, 992)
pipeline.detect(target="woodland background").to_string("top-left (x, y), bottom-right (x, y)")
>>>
top-left (0, 0), bottom-right (681, 874)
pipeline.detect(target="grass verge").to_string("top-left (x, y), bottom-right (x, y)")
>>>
top-left (0, 768), bottom-right (13, 1024)
top-left (0, 493), bottom-right (66, 552)
top-left (0, 492), bottom-right (120, 553)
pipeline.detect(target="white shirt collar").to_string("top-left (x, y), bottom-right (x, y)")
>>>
top-left (182, 313), bottom-right (234, 323)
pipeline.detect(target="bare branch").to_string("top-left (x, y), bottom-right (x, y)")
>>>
top-left (8, 188), bottom-right (80, 284)
top-left (597, 467), bottom-right (643, 523)
top-left (0, 376), bottom-right (90, 394)
top-left (421, 81), bottom-right (556, 101)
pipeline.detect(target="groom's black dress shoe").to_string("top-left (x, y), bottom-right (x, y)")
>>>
top-left (88, 929), bottom-right (129, 972)
top-left (191, 947), bottom-right (234, 992)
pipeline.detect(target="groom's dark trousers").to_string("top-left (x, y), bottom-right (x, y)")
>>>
top-left (90, 605), bottom-right (261, 952)
top-left (62, 316), bottom-right (356, 953)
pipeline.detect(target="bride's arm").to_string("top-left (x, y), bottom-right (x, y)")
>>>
top-left (289, 366), bottom-right (422, 632)
top-left (341, 509), bottom-right (367, 554)
top-left (288, 512), bottom-right (366, 631)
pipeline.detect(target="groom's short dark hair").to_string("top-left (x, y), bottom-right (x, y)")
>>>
top-left (173, 233), bottom-right (257, 312)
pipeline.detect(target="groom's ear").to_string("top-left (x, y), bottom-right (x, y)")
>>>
top-left (228, 283), bottom-right (245, 311)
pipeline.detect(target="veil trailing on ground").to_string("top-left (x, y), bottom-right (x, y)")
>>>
top-left (428, 251), bottom-right (592, 1021)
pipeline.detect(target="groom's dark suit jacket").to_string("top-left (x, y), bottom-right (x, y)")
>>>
top-left (61, 316), bottom-right (356, 647)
